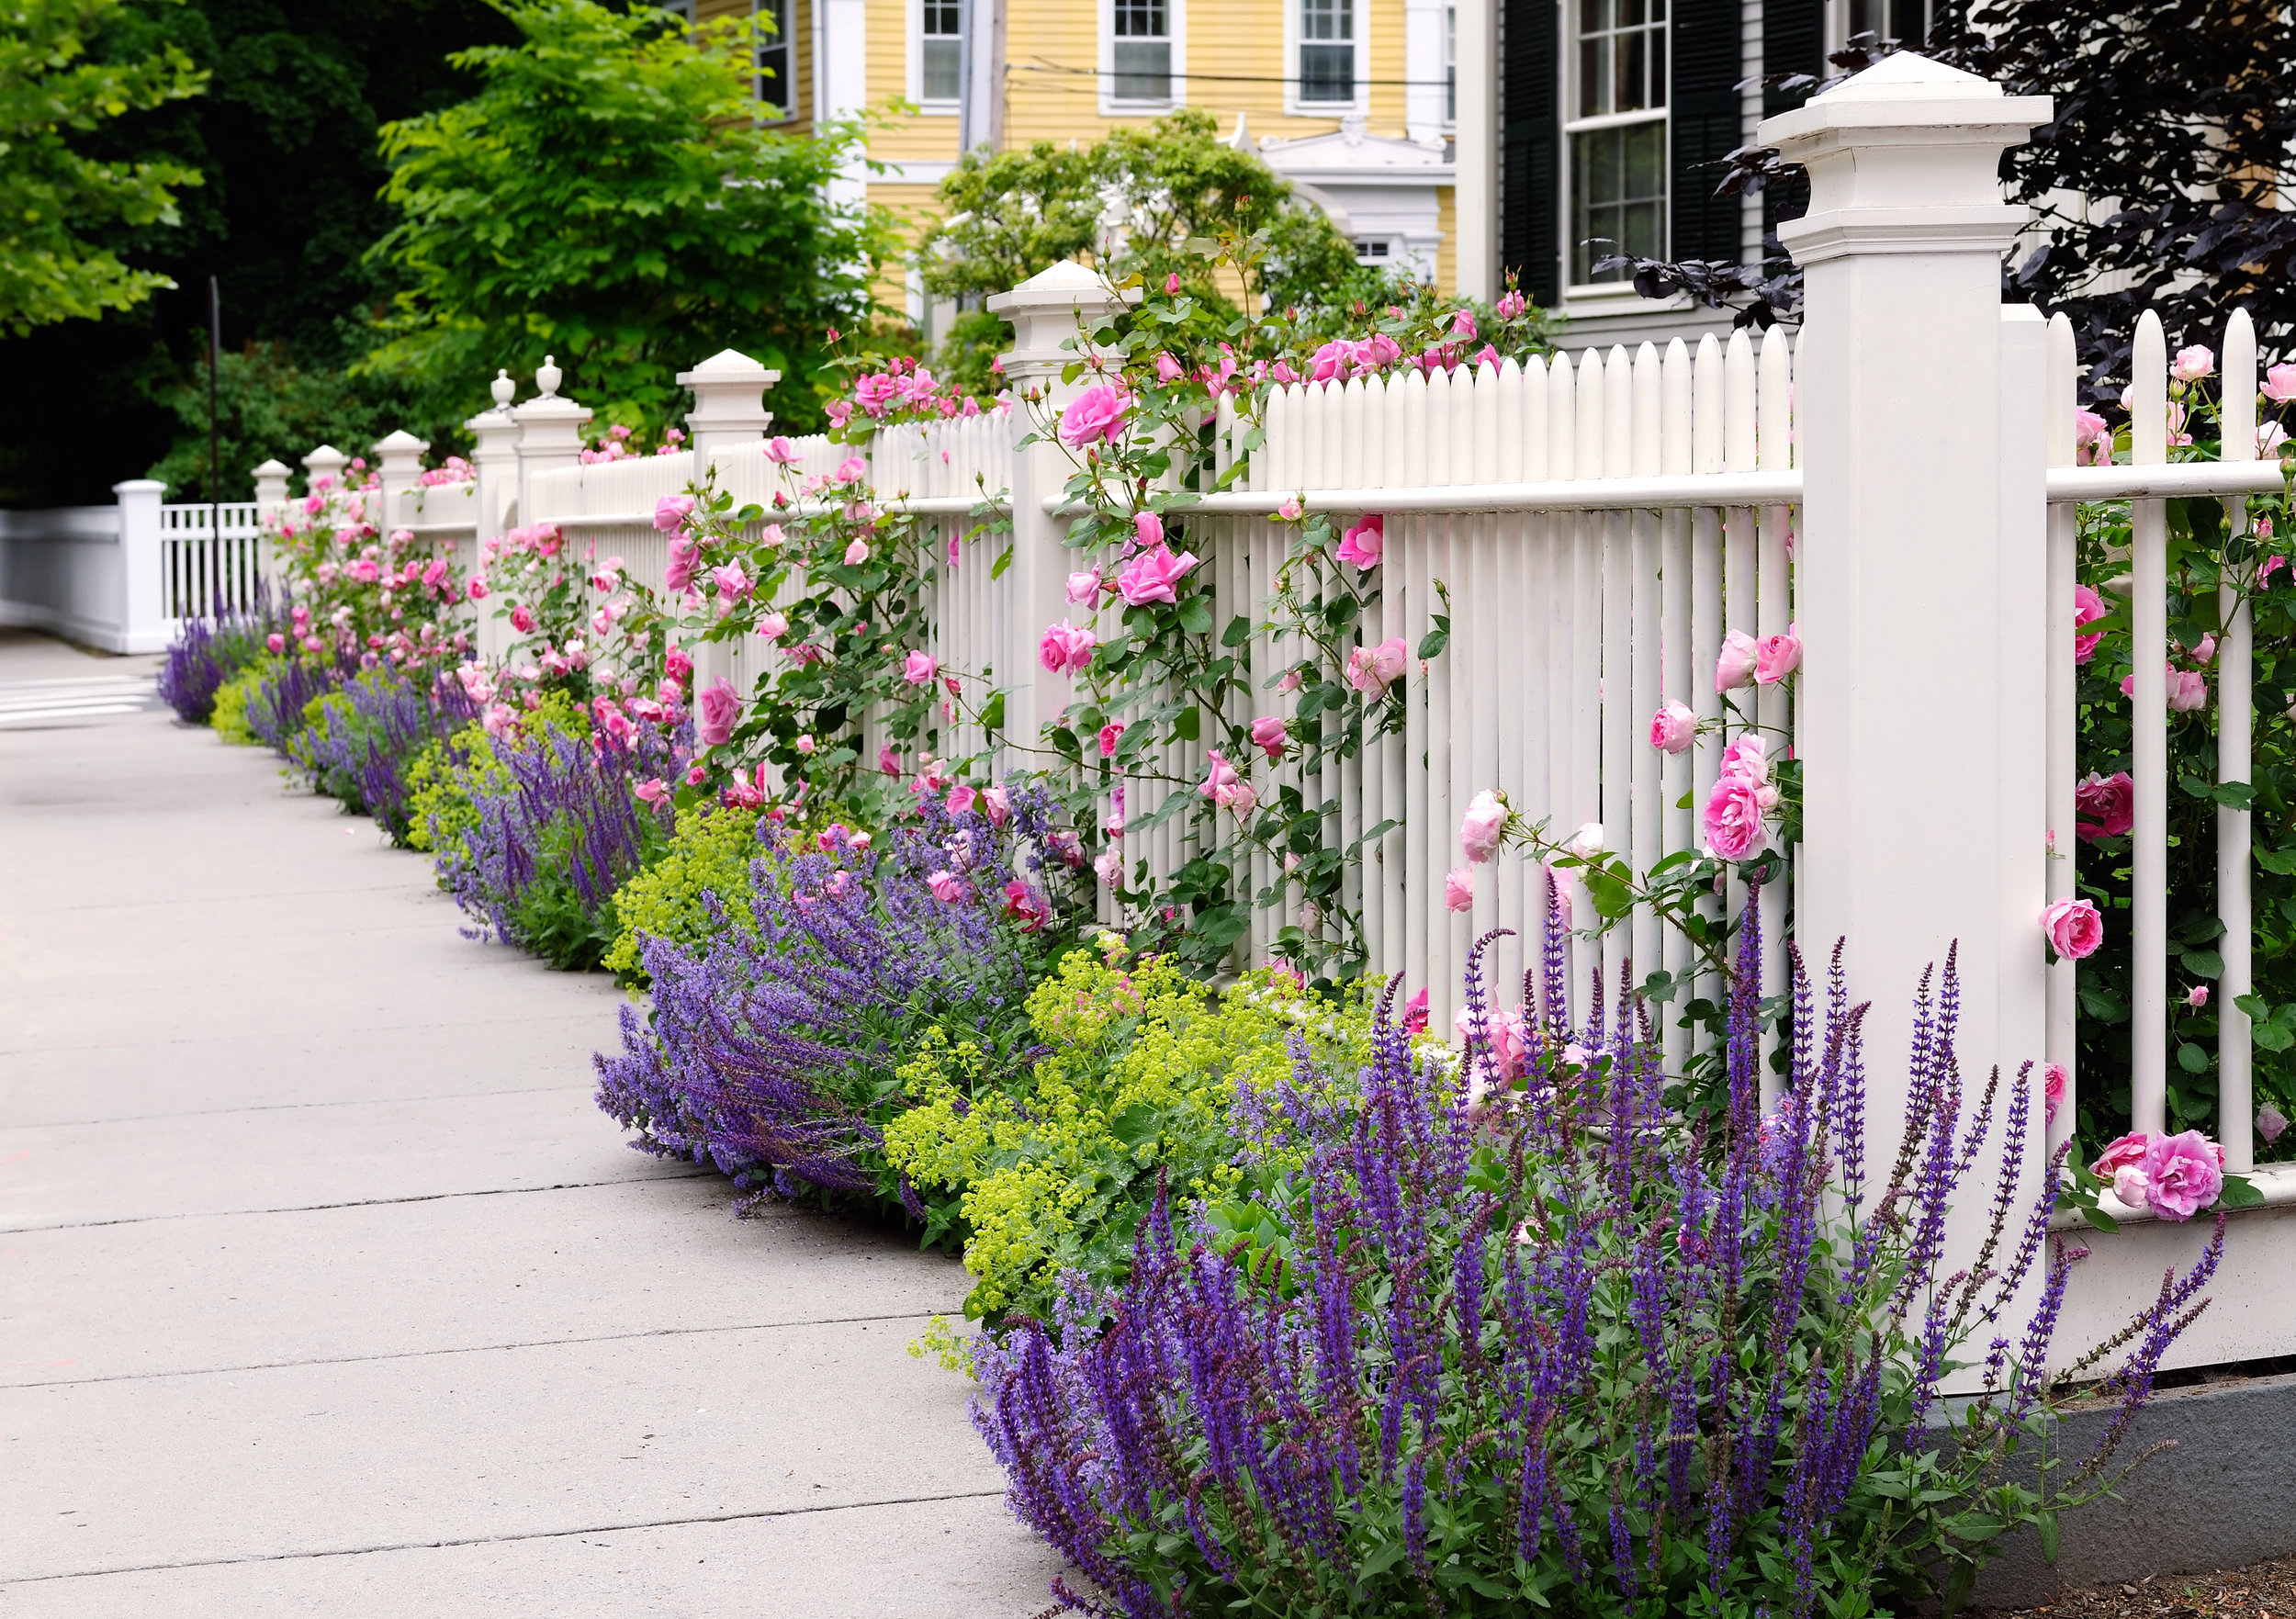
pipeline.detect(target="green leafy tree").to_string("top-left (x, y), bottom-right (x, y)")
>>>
top-left (0, 0), bottom-right (206, 333)
top-left (918, 107), bottom-right (1395, 389)
top-left (145, 343), bottom-right (414, 500)
top-left (362, 0), bottom-right (887, 432)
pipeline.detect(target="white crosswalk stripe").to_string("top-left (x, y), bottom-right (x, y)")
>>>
top-left (0, 675), bottom-right (163, 726)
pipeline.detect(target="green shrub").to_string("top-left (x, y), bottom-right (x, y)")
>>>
top-left (884, 943), bottom-right (1377, 1326)
top-left (212, 664), bottom-right (264, 745)
top-left (602, 804), bottom-right (765, 981)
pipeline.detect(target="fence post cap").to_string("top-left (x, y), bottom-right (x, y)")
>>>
top-left (986, 262), bottom-right (1140, 388)
top-left (250, 458), bottom-right (291, 478)
top-left (677, 347), bottom-right (778, 386)
top-left (301, 444), bottom-right (349, 472)
top-left (491, 367), bottom-right (516, 409)
top-left (1759, 51), bottom-right (2053, 150)
top-left (372, 429), bottom-right (430, 455)
top-left (110, 478), bottom-right (167, 496)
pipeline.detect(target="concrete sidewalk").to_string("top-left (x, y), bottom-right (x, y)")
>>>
top-left (0, 635), bottom-right (1061, 1615)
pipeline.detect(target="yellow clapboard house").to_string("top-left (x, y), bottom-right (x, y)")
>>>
top-left (673, 0), bottom-right (1464, 329)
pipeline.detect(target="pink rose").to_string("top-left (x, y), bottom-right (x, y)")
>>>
top-left (2265, 364), bottom-right (2296, 405)
top-left (1649, 701), bottom-right (1695, 754)
top-left (947, 783), bottom-right (977, 814)
top-left (1277, 497), bottom-right (1303, 522)
top-left (757, 611), bottom-right (789, 641)
top-left (1402, 987), bottom-right (1429, 1036)
top-left (696, 676), bottom-right (740, 747)
top-left (265, 632), bottom-right (285, 653)
top-left (1335, 514), bottom-right (1385, 570)
top-left (2074, 770), bottom-right (2133, 840)
top-left (2042, 896), bottom-right (2104, 959)
top-left (1445, 867), bottom-right (1475, 912)
top-left (879, 745), bottom-right (901, 776)
top-left (1097, 722), bottom-right (1125, 759)
top-left (2186, 984), bottom-right (2210, 1009)
top-left (2073, 584), bottom-right (2109, 662)
top-left (2172, 344), bottom-right (2215, 383)
top-left (1154, 351), bottom-right (1184, 384)
top-left (834, 456), bottom-right (867, 484)
top-left (666, 646), bottom-right (693, 682)
top-left (983, 785), bottom-right (1010, 826)
top-left (1460, 790), bottom-right (1507, 863)
top-left (1703, 776), bottom-right (1770, 861)
top-left (844, 538), bottom-right (871, 567)
top-left (1754, 624), bottom-right (1801, 685)
top-left (2169, 668), bottom-right (2210, 712)
top-left (1719, 732), bottom-right (1773, 789)
top-left (1133, 510), bottom-right (1164, 550)
top-left (1095, 849), bottom-right (1124, 888)
top-left (1199, 750), bottom-right (1241, 802)
top-left (1450, 309), bottom-right (1478, 340)
top-left (510, 604), bottom-right (535, 635)
top-left (1058, 384), bottom-right (1129, 448)
top-left (665, 536), bottom-right (701, 593)
top-left (2043, 1062), bottom-right (2066, 1123)
top-left (1039, 620), bottom-right (1097, 676)
top-left (1117, 544), bottom-right (1199, 605)
top-left (766, 435), bottom-right (800, 464)
top-left (905, 650), bottom-right (938, 685)
top-left (711, 561), bottom-right (751, 601)
top-left (2074, 409), bottom-right (2112, 466)
top-left (794, 733), bottom-right (816, 755)
top-left (653, 493), bottom-right (695, 532)
top-left (1715, 629), bottom-right (1759, 692)
top-left (2140, 1130), bottom-right (2223, 1220)
top-left (1308, 340), bottom-right (1350, 385)
top-left (635, 777), bottom-right (669, 804)
top-left (1002, 881), bottom-right (1049, 931)
top-left (926, 870), bottom-right (966, 904)
top-left (1250, 714), bottom-right (1287, 761)
top-left (1066, 569), bottom-right (1101, 605)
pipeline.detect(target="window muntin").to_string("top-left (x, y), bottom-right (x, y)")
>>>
top-left (1112, 0), bottom-right (1172, 103)
top-left (1565, 0), bottom-right (1667, 286)
top-left (1444, 5), bottom-right (1457, 123)
top-left (921, 0), bottom-right (962, 104)
top-left (1300, 0), bottom-right (1355, 103)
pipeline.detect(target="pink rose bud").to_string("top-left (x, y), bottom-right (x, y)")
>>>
top-left (510, 604), bottom-right (535, 634)
top-left (265, 633), bottom-right (285, 653)
top-left (1250, 714), bottom-right (1287, 760)
top-left (2043, 1062), bottom-right (2066, 1123)
top-left (1715, 629), bottom-right (1759, 692)
top-left (1066, 569), bottom-right (1102, 605)
top-left (1133, 510), bottom-right (1165, 550)
top-left (1277, 668), bottom-right (1304, 694)
top-left (765, 435), bottom-right (799, 463)
top-left (794, 733), bottom-right (815, 754)
top-left (467, 576), bottom-right (490, 601)
top-left (2042, 896), bottom-right (2104, 960)
top-left (2187, 984), bottom-right (2210, 1009)
top-left (1165, 272), bottom-right (1181, 295)
top-left (1444, 867), bottom-right (1475, 912)
top-left (1459, 790), bottom-right (1507, 863)
top-left (1277, 497), bottom-right (1303, 522)
top-left (1154, 352), bottom-right (1184, 383)
top-left (1649, 701), bottom-right (1695, 754)
top-left (1753, 624), bottom-right (1801, 685)
top-left (1097, 722), bottom-right (1125, 758)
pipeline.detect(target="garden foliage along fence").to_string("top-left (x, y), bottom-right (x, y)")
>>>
top-left (102, 51), bottom-right (2296, 1374)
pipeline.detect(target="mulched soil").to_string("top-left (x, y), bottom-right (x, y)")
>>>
top-left (1982, 1556), bottom-right (2296, 1619)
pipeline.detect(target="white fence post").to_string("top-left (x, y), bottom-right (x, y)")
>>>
top-left (511, 356), bottom-right (591, 530)
top-left (679, 349), bottom-right (779, 461)
top-left (252, 458), bottom-right (291, 593)
top-left (373, 430), bottom-right (429, 532)
top-left (113, 479), bottom-right (170, 654)
top-left (1768, 56), bottom-right (2054, 1205)
top-left (301, 444), bottom-right (349, 497)
top-left (467, 373), bottom-right (521, 666)
top-left (985, 262), bottom-right (1131, 767)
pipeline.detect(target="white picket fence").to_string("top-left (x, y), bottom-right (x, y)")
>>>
top-left (156, 53), bottom-right (2296, 1376)
top-left (158, 501), bottom-right (268, 621)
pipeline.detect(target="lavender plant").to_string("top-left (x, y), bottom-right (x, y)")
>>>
top-left (595, 782), bottom-right (1087, 1224)
top-left (242, 656), bottom-right (345, 754)
top-left (159, 590), bottom-right (280, 725)
top-left (438, 714), bottom-right (686, 970)
top-left (291, 665), bottom-right (480, 841)
top-left (974, 901), bottom-right (2227, 1619)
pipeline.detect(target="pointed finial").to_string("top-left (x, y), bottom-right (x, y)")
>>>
top-left (536, 355), bottom-right (561, 399)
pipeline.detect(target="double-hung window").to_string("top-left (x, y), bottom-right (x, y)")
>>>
top-left (920, 0), bottom-right (962, 105)
top-left (1844, 0), bottom-right (1934, 46)
top-left (1111, 0), bottom-right (1173, 104)
top-left (1566, 0), bottom-right (1668, 286)
top-left (754, 0), bottom-right (793, 118)
top-left (1299, 0), bottom-right (1356, 104)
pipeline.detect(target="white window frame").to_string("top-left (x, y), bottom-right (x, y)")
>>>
top-left (1444, 4), bottom-right (1457, 128)
top-left (907, 0), bottom-right (962, 115)
top-left (1098, 0), bottom-right (1187, 114)
top-left (658, 0), bottom-right (695, 24)
top-left (1559, 0), bottom-right (1670, 297)
top-left (1284, 0), bottom-right (1369, 117)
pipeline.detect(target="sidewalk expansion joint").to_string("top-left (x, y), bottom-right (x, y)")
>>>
top-left (0, 1172), bottom-right (717, 1234)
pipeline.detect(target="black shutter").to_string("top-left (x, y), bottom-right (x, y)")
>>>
top-left (1500, 0), bottom-right (1561, 307)
top-left (1761, 0), bottom-right (1823, 233)
top-left (1671, 0), bottom-right (1744, 264)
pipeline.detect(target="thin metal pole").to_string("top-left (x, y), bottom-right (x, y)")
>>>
top-left (208, 275), bottom-right (222, 614)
